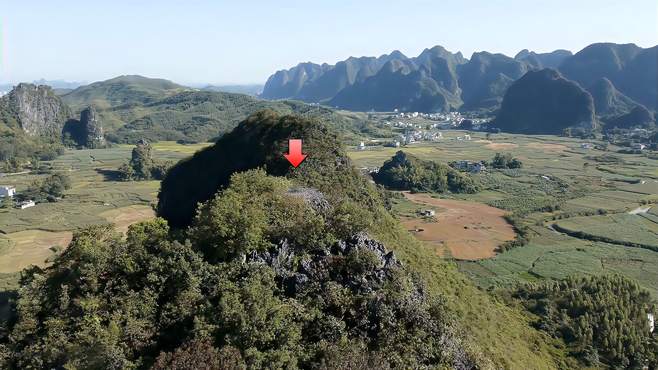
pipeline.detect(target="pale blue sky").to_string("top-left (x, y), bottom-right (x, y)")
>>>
top-left (1, 0), bottom-right (656, 85)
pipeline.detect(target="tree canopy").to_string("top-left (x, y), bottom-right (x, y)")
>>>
top-left (373, 151), bottom-right (480, 193)
top-left (0, 169), bottom-right (478, 369)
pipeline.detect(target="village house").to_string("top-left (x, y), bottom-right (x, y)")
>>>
top-left (580, 143), bottom-right (593, 149)
top-left (0, 186), bottom-right (16, 198)
top-left (454, 160), bottom-right (486, 173)
top-left (357, 141), bottom-right (366, 150)
top-left (631, 143), bottom-right (647, 150)
top-left (421, 209), bottom-right (435, 217)
top-left (17, 200), bottom-right (35, 210)
top-left (649, 313), bottom-right (655, 333)
top-left (464, 134), bottom-right (471, 140)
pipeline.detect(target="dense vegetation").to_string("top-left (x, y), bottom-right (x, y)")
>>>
top-left (373, 151), bottom-right (480, 193)
top-left (492, 69), bottom-right (597, 135)
top-left (118, 141), bottom-right (171, 181)
top-left (158, 110), bottom-right (384, 228)
top-left (0, 167), bottom-right (479, 368)
top-left (514, 275), bottom-right (658, 368)
top-left (0, 132), bottom-right (64, 172)
top-left (18, 173), bottom-right (72, 203)
top-left (490, 152), bottom-right (523, 169)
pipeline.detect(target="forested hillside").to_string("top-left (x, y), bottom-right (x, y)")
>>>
top-left (514, 275), bottom-right (657, 368)
top-left (58, 76), bottom-right (383, 144)
top-left (0, 111), bottom-right (576, 369)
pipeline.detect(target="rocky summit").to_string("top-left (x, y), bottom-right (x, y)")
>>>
top-left (1, 83), bottom-right (71, 137)
top-left (79, 106), bottom-right (105, 148)
top-left (62, 105), bottom-right (106, 148)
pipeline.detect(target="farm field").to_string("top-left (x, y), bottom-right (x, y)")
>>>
top-left (399, 192), bottom-right (515, 260)
top-left (348, 130), bottom-right (658, 297)
top-left (554, 213), bottom-right (658, 250)
top-left (0, 230), bottom-right (73, 274)
top-left (0, 144), bottom-right (195, 273)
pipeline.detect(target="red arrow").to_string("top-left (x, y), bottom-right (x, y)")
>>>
top-left (283, 139), bottom-right (307, 168)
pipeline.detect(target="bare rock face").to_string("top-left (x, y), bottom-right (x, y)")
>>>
top-left (247, 232), bottom-right (401, 296)
top-left (79, 106), bottom-right (105, 148)
top-left (4, 83), bottom-right (71, 137)
top-left (62, 105), bottom-right (106, 148)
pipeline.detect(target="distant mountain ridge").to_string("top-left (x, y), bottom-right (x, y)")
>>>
top-left (559, 43), bottom-right (657, 110)
top-left (262, 42), bottom-right (657, 115)
top-left (61, 75), bottom-right (190, 111)
top-left (51, 75), bottom-right (379, 144)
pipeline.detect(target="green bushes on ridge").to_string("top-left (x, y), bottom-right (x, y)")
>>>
top-left (158, 110), bottom-right (383, 228)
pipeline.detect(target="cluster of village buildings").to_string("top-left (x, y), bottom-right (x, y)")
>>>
top-left (387, 111), bottom-right (488, 127)
top-left (357, 132), bottom-right (474, 150)
top-left (390, 111), bottom-right (463, 122)
top-left (0, 185), bottom-right (35, 209)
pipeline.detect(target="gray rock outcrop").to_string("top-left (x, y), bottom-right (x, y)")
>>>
top-left (2, 83), bottom-right (71, 137)
top-left (79, 106), bottom-right (105, 148)
top-left (62, 105), bottom-right (106, 148)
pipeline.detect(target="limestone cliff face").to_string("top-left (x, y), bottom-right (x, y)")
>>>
top-left (62, 105), bottom-right (106, 148)
top-left (4, 83), bottom-right (71, 137)
top-left (79, 106), bottom-right (105, 148)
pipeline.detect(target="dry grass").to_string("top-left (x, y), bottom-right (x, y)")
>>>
top-left (525, 142), bottom-right (568, 152)
top-left (0, 230), bottom-right (73, 273)
top-left (99, 205), bottom-right (156, 234)
top-left (401, 193), bottom-right (516, 260)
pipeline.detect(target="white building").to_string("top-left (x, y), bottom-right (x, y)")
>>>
top-left (17, 200), bottom-right (35, 209)
top-left (421, 210), bottom-right (435, 217)
top-left (0, 186), bottom-right (16, 198)
top-left (580, 143), bottom-right (593, 149)
top-left (631, 143), bottom-right (647, 150)
top-left (357, 141), bottom-right (366, 150)
top-left (649, 313), bottom-right (655, 333)
top-left (464, 134), bottom-right (471, 141)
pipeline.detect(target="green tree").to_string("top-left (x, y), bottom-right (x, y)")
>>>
top-left (374, 151), bottom-right (479, 194)
top-left (130, 140), bottom-right (154, 180)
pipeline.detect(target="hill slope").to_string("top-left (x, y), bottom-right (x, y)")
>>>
top-left (157, 110), bottom-right (574, 368)
top-left (493, 69), bottom-right (597, 134)
top-left (587, 77), bottom-right (638, 116)
top-left (57, 75), bottom-right (380, 143)
top-left (559, 43), bottom-right (657, 110)
top-left (0, 83), bottom-right (72, 137)
top-left (61, 75), bottom-right (189, 111)
top-left (457, 52), bottom-right (529, 111)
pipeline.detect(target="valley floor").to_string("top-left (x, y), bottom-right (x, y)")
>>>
top-left (0, 142), bottom-right (209, 274)
top-left (348, 130), bottom-right (658, 298)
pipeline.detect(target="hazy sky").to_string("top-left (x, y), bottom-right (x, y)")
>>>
top-left (1, 0), bottom-right (656, 85)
